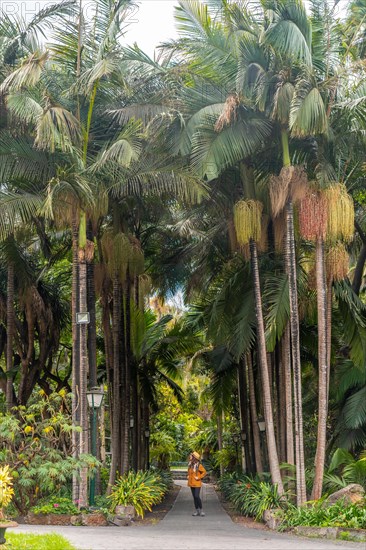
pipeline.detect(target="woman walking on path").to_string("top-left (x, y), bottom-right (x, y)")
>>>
top-left (187, 451), bottom-right (207, 516)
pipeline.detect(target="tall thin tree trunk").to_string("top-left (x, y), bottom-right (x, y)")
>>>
top-left (249, 239), bottom-right (284, 494)
top-left (71, 221), bottom-right (80, 502)
top-left (247, 352), bottom-right (263, 475)
top-left (6, 260), bottom-right (15, 412)
top-left (285, 197), bottom-right (307, 505)
top-left (237, 357), bottom-right (249, 473)
top-left (283, 325), bottom-right (294, 466)
top-left (121, 280), bottom-right (130, 474)
top-left (108, 274), bottom-right (121, 492)
top-left (277, 343), bottom-right (287, 463)
top-left (87, 223), bottom-right (97, 388)
top-left (312, 238), bottom-right (328, 500)
top-left (326, 283), bottom-right (332, 408)
top-left (78, 257), bottom-right (89, 507)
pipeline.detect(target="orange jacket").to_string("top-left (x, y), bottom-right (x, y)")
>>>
top-left (187, 463), bottom-right (207, 487)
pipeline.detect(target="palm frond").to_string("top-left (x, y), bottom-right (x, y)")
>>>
top-left (35, 107), bottom-right (82, 153)
top-left (264, 273), bottom-right (289, 352)
top-left (0, 52), bottom-right (48, 93)
top-left (6, 92), bottom-right (43, 125)
top-left (191, 111), bottom-right (272, 180)
top-left (290, 78), bottom-right (328, 137)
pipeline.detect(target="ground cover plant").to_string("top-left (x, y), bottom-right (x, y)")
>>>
top-left (279, 500), bottom-right (366, 531)
top-left (3, 532), bottom-right (76, 550)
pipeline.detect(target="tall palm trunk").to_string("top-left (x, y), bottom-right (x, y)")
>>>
top-left (276, 344), bottom-right (287, 463)
top-left (6, 260), bottom-right (15, 411)
top-left (78, 256), bottom-right (89, 507)
top-left (282, 130), bottom-right (306, 505)
top-left (71, 220), bottom-right (81, 502)
top-left (237, 357), bottom-right (250, 472)
top-left (249, 239), bottom-right (284, 494)
top-left (120, 280), bottom-right (130, 474)
top-left (247, 352), bottom-right (263, 475)
top-left (312, 238), bottom-right (328, 500)
top-left (87, 223), bottom-right (97, 388)
top-left (285, 199), bottom-right (307, 505)
top-left (108, 274), bottom-right (121, 491)
top-left (283, 325), bottom-right (294, 465)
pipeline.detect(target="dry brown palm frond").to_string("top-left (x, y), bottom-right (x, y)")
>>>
top-left (258, 213), bottom-right (269, 253)
top-left (289, 165), bottom-right (308, 204)
top-left (94, 263), bottom-right (110, 298)
top-left (129, 236), bottom-right (144, 277)
top-left (326, 242), bottom-right (349, 282)
top-left (239, 243), bottom-right (251, 262)
top-left (273, 212), bottom-right (286, 252)
top-left (299, 187), bottom-right (327, 241)
top-left (214, 93), bottom-right (240, 132)
top-left (270, 165), bottom-right (308, 218)
top-left (269, 173), bottom-right (290, 218)
top-left (138, 273), bottom-right (152, 309)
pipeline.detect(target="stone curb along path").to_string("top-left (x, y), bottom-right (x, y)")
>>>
top-left (9, 481), bottom-right (366, 550)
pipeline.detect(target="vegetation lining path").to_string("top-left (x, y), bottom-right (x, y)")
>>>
top-left (9, 481), bottom-right (365, 550)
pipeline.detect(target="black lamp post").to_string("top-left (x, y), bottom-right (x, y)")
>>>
top-left (86, 387), bottom-right (105, 507)
top-left (257, 417), bottom-right (267, 470)
top-left (144, 428), bottom-right (150, 470)
top-left (233, 434), bottom-right (239, 468)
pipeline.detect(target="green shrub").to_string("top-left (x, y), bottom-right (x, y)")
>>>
top-left (231, 480), bottom-right (284, 520)
top-left (108, 470), bottom-right (166, 518)
top-left (217, 473), bottom-right (284, 520)
top-left (280, 500), bottom-right (366, 531)
top-left (0, 392), bottom-right (100, 515)
top-left (30, 496), bottom-right (79, 516)
top-left (217, 472), bottom-right (248, 500)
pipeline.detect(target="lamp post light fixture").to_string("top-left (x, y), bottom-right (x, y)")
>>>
top-left (86, 387), bottom-right (105, 507)
top-left (257, 417), bottom-right (266, 432)
top-left (76, 312), bottom-right (90, 324)
top-left (240, 431), bottom-right (247, 442)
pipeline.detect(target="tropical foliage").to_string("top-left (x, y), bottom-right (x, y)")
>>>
top-left (0, 0), bottom-right (365, 523)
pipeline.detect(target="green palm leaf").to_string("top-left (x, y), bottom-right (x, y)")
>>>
top-left (191, 111), bottom-right (272, 180)
top-left (290, 79), bottom-right (328, 137)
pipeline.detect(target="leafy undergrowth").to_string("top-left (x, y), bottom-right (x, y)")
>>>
top-left (3, 533), bottom-right (76, 550)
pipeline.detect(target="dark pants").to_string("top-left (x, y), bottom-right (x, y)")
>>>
top-left (191, 487), bottom-right (202, 509)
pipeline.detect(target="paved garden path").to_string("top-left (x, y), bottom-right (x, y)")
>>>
top-left (9, 481), bottom-right (365, 550)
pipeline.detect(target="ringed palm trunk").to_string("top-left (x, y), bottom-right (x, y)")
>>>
top-left (312, 238), bottom-right (328, 500)
top-left (71, 219), bottom-right (81, 502)
top-left (249, 238), bottom-right (284, 494)
top-left (121, 276), bottom-right (131, 473)
top-left (283, 325), bottom-right (294, 466)
top-left (285, 198), bottom-right (307, 505)
top-left (78, 255), bottom-right (89, 507)
top-left (6, 260), bottom-right (15, 411)
top-left (282, 130), bottom-right (307, 505)
top-left (247, 352), bottom-right (263, 475)
top-left (237, 357), bottom-right (250, 473)
top-left (108, 273), bottom-right (121, 492)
